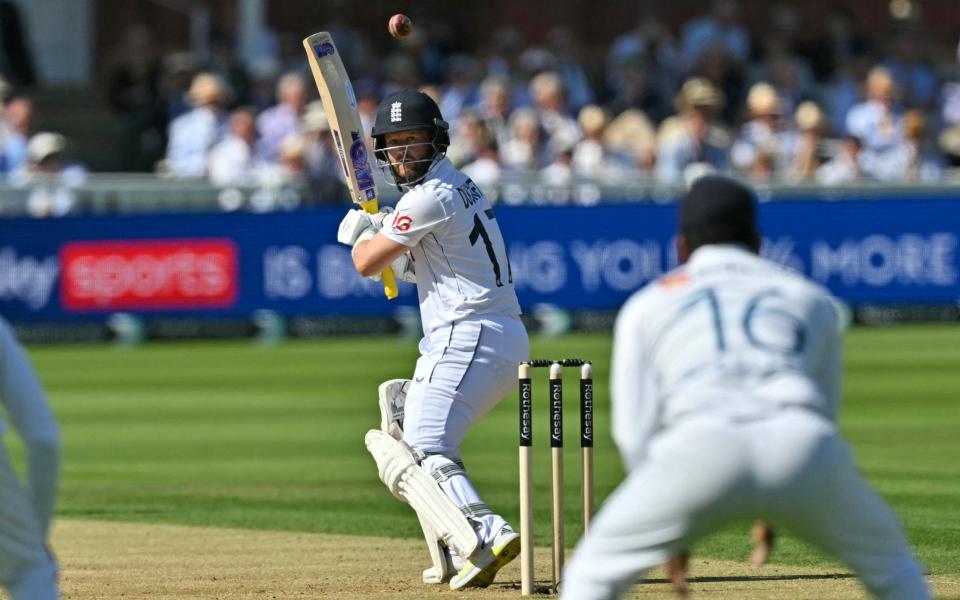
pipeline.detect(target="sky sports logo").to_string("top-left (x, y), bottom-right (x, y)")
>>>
top-left (60, 239), bottom-right (238, 311)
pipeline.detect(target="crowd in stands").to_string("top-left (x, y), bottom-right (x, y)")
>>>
top-left (3, 0), bottom-right (960, 210)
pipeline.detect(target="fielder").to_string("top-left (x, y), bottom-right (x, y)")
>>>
top-left (336, 90), bottom-right (528, 589)
top-left (0, 317), bottom-right (61, 600)
top-left (561, 176), bottom-right (930, 600)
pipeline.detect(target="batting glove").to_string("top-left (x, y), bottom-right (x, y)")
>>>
top-left (337, 207), bottom-right (394, 246)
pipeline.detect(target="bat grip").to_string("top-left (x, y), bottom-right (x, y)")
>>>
top-left (359, 199), bottom-right (399, 300)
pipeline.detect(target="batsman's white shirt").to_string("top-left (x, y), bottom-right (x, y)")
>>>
top-left (561, 245), bottom-right (929, 600)
top-left (380, 157), bottom-right (521, 337)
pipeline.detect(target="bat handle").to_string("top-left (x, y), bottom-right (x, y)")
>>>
top-left (380, 268), bottom-right (399, 299)
top-left (359, 199), bottom-right (400, 300)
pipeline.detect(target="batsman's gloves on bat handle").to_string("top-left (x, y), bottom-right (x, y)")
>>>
top-left (337, 207), bottom-right (394, 246)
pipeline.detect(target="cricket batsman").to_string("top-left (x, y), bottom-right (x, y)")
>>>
top-left (0, 317), bottom-right (61, 600)
top-left (336, 90), bottom-right (528, 589)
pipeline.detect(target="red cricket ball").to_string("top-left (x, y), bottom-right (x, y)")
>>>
top-left (388, 14), bottom-right (413, 39)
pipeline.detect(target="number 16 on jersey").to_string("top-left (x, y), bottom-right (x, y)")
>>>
top-left (303, 31), bottom-right (399, 299)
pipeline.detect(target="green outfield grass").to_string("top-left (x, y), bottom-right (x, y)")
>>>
top-left (13, 325), bottom-right (960, 575)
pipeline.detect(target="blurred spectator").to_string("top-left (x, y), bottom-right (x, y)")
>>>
top-left (0, 95), bottom-right (32, 175)
top-left (607, 52), bottom-right (674, 124)
top-left (656, 78), bottom-right (730, 183)
top-left (572, 105), bottom-right (610, 179)
top-left (256, 133), bottom-right (307, 191)
top-left (749, 34), bottom-right (817, 116)
top-left (607, 15), bottom-right (679, 103)
top-left (884, 29), bottom-right (937, 109)
top-left (603, 109), bottom-right (658, 175)
top-left (529, 71), bottom-right (580, 150)
top-left (483, 27), bottom-right (532, 109)
top-left (891, 109), bottom-right (943, 182)
top-left (680, 0), bottom-right (750, 70)
top-left (816, 135), bottom-right (863, 185)
top-left (0, 0), bottom-right (35, 87)
top-left (255, 72), bottom-right (307, 163)
top-left (160, 51), bottom-right (199, 121)
top-left (826, 54), bottom-right (872, 136)
top-left (447, 109), bottom-right (485, 168)
top-left (208, 107), bottom-right (259, 186)
top-left (546, 26), bottom-right (595, 113)
top-left (731, 83), bottom-right (799, 177)
top-left (438, 54), bottom-right (482, 126)
top-left (476, 76), bottom-right (513, 149)
top-left (845, 66), bottom-right (906, 179)
top-left (940, 41), bottom-right (960, 167)
top-left (541, 130), bottom-right (578, 187)
top-left (247, 56), bottom-right (281, 112)
top-left (208, 32), bottom-right (252, 109)
top-left (500, 107), bottom-right (543, 173)
top-left (301, 101), bottom-right (348, 204)
top-left (11, 132), bottom-right (87, 218)
top-left (461, 121), bottom-right (502, 190)
top-left (787, 101), bottom-right (827, 181)
top-left (106, 25), bottom-right (165, 172)
top-left (163, 72), bottom-right (229, 178)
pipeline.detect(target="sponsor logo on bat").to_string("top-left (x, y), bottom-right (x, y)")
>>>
top-left (312, 42), bottom-right (335, 58)
top-left (346, 81), bottom-right (358, 109)
top-left (350, 131), bottom-right (375, 191)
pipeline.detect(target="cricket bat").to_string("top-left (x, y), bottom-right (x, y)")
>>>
top-left (303, 31), bottom-right (399, 299)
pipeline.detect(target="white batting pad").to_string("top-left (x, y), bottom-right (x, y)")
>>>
top-left (365, 429), bottom-right (479, 558)
top-left (378, 379), bottom-right (410, 439)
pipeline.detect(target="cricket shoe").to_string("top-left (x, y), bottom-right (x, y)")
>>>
top-left (448, 526), bottom-right (521, 590)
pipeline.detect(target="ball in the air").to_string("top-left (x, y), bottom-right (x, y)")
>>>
top-left (388, 14), bottom-right (413, 39)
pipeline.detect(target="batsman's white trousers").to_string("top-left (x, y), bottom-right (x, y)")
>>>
top-left (0, 449), bottom-right (58, 600)
top-left (402, 315), bottom-right (528, 459)
top-left (561, 409), bottom-right (930, 600)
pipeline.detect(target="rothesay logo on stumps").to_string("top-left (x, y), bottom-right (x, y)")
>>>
top-left (390, 102), bottom-right (402, 122)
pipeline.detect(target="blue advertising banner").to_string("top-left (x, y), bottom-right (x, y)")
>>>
top-left (0, 198), bottom-right (958, 323)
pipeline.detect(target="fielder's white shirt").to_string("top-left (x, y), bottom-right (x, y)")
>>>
top-left (611, 244), bottom-right (842, 471)
top-left (381, 157), bottom-right (521, 335)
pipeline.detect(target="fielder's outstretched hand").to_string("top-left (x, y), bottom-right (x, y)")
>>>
top-left (666, 551), bottom-right (689, 597)
top-left (750, 521), bottom-right (776, 568)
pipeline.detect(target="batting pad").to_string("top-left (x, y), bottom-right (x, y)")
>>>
top-left (365, 429), bottom-right (479, 558)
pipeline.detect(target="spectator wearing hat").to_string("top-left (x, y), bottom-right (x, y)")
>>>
top-left (731, 82), bottom-right (799, 179)
top-left (208, 107), bottom-right (260, 186)
top-left (12, 132), bottom-right (87, 218)
top-left (163, 72), bottom-right (229, 178)
top-left (656, 78), bottom-right (730, 184)
top-left (301, 101), bottom-right (348, 205)
top-left (255, 72), bottom-right (307, 163)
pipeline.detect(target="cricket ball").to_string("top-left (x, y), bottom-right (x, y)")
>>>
top-left (388, 14), bottom-right (413, 39)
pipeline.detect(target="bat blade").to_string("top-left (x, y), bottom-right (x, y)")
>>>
top-left (303, 31), bottom-right (399, 299)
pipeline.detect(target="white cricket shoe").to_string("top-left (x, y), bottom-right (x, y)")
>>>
top-left (448, 526), bottom-right (521, 590)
